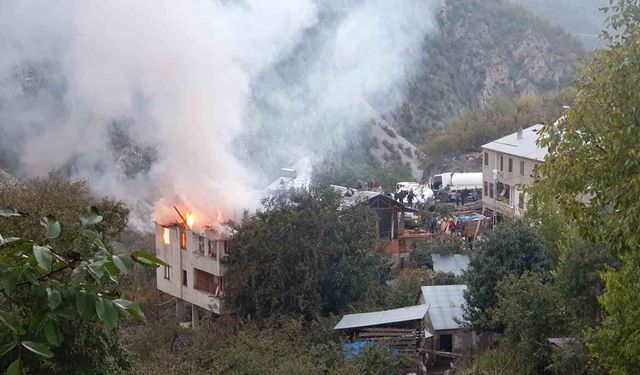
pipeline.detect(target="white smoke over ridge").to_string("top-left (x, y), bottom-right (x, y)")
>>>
top-left (0, 0), bottom-right (442, 229)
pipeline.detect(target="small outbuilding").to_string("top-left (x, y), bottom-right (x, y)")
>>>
top-left (334, 304), bottom-right (431, 373)
top-left (419, 285), bottom-right (471, 355)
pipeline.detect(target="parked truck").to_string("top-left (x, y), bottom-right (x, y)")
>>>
top-left (429, 172), bottom-right (482, 201)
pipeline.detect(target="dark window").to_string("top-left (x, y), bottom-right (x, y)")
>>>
top-left (208, 240), bottom-right (217, 259)
top-left (508, 158), bottom-right (513, 173)
top-left (484, 181), bottom-right (488, 196)
top-left (194, 268), bottom-right (223, 295)
top-left (180, 232), bottom-right (187, 250)
top-left (489, 183), bottom-right (494, 198)
top-left (182, 269), bottom-right (187, 286)
top-left (500, 156), bottom-right (504, 171)
top-left (440, 334), bottom-right (453, 352)
top-left (520, 161), bottom-right (525, 176)
top-left (484, 152), bottom-right (488, 166)
top-left (164, 266), bottom-right (170, 280)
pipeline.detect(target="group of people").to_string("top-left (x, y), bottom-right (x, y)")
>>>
top-left (454, 189), bottom-right (472, 207)
top-left (394, 188), bottom-right (416, 207)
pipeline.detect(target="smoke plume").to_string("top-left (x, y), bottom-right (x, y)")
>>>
top-left (0, 0), bottom-right (442, 229)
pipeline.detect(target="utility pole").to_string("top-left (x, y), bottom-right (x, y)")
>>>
top-left (492, 169), bottom-right (499, 228)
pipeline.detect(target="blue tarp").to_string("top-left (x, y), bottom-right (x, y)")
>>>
top-left (342, 340), bottom-right (372, 360)
top-left (342, 341), bottom-right (401, 360)
top-left (457, 213), bottom-right (484, 222)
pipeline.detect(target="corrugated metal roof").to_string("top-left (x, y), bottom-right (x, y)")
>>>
top-left (432, 254), bottom-right (470, 276)
top-left (334, 304), bottom-right (429, 330)
top-left (481, 124), bottom-right (547, 161)
top-left (421, 285), bottom-right (467, 331)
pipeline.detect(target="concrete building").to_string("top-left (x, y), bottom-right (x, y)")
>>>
top-left (481, 124), bottom-right (548, 220)
top-left (155, 222), bottom-right (232, 326)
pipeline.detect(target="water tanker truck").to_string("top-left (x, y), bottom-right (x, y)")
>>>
top-left (429, 172), bottom-right (482, 201)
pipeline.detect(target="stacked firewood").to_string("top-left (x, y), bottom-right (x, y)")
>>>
top-left (355, 328), bottom-right (421, 352)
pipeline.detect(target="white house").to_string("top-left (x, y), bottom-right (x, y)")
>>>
top-left (481, 124), bottom-right (548, 220)
top-left (155, 222), bottom-right (232, 327)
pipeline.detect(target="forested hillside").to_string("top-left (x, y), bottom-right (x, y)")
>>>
top-left (392, 0), bottom-right (585, 144)
top-left (514, 0), bottom-right (607, 50)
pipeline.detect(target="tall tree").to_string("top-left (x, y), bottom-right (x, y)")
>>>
top-left (491, 273), bottom-right (567, 374)
top-left (225, 187), bottom-right (385, 320)
top-left (536, 1), bottom-right (640, 372)
top-left (463, 220), bottom-right (552, 331)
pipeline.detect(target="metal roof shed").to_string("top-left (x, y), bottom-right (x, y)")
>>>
top-left (420, 285), bottom-right (467, 331)
top-left (334, 304), bottom-right (429, 330)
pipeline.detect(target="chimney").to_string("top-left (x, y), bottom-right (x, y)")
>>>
top-left (517, 127), bottom-right (523, 140)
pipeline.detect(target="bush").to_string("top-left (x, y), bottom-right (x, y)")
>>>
top-left (464, 220), bottom-right (552, 331)
top-left (459, 350), bottom-right (520, 375)
top-left (432, 272), bottom-right (463, 285)
top-left (386, 269), bottom-right (431, 308)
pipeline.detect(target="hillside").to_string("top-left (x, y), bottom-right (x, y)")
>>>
top-left (514, 0), bottom-right (608, 50)
top-left (392, 0), bottom-right (585, 144)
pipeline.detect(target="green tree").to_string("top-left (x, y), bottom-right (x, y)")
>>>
top-left (463, 220), bottom-right (552, 331)
top-left (0, 176), bottom-right (166, 374)
top-left (225, 187), bottom-right (385, 320)
top-left (432, 272), bottom-right (463, 286)
top-left (586, 256), bottom-right (640, 374)
top-left (548, 338), bottom-right (607, 375)
top-left (555, 241), bottom-right (618, 329)
top-left (534, 2), bottom-right (640, 373)
top-left (386, 269), bottom-right (430, 309)
top-left (0, 173), bottom-right (128, 246)
top-left (491, 273), bottom-right (567, 374)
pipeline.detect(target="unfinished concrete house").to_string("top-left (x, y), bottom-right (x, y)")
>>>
top-left (155, 220), bottom-right (232, 327)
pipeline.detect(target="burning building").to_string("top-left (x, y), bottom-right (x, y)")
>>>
top-left (155, 212), bottom-right (233, 326)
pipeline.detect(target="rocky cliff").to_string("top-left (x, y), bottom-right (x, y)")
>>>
top-left (392, 0), bottom-right (585, 143)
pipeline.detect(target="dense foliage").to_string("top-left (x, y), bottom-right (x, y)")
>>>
top-left (422, 91), bottom-right (576, 165)
top-left (225, 187), bottom-right (386, 320)
top-left (0, 175), bottom-right (165, 375)
top-left (535, 1), bottom-right (640, 373)
top-left (491, 273), bottom-right (567, 374)
top-left (463, 220), bottom-right (552, 331)
top-left (126, 316), bottom-right (406, 375)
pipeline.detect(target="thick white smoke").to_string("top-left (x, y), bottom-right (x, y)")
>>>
top-left (0, 0), bottom-right (442, 230)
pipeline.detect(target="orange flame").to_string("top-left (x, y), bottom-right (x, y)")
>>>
top-left (162, 227), bottom-right (170, 245)
top-left (186, 212), bottom-right (195, 229)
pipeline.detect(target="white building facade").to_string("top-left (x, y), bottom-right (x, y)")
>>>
top-left (155, 223), bottom-right (231, 320)
top-left (481, 124), bottom-right (548, 220)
